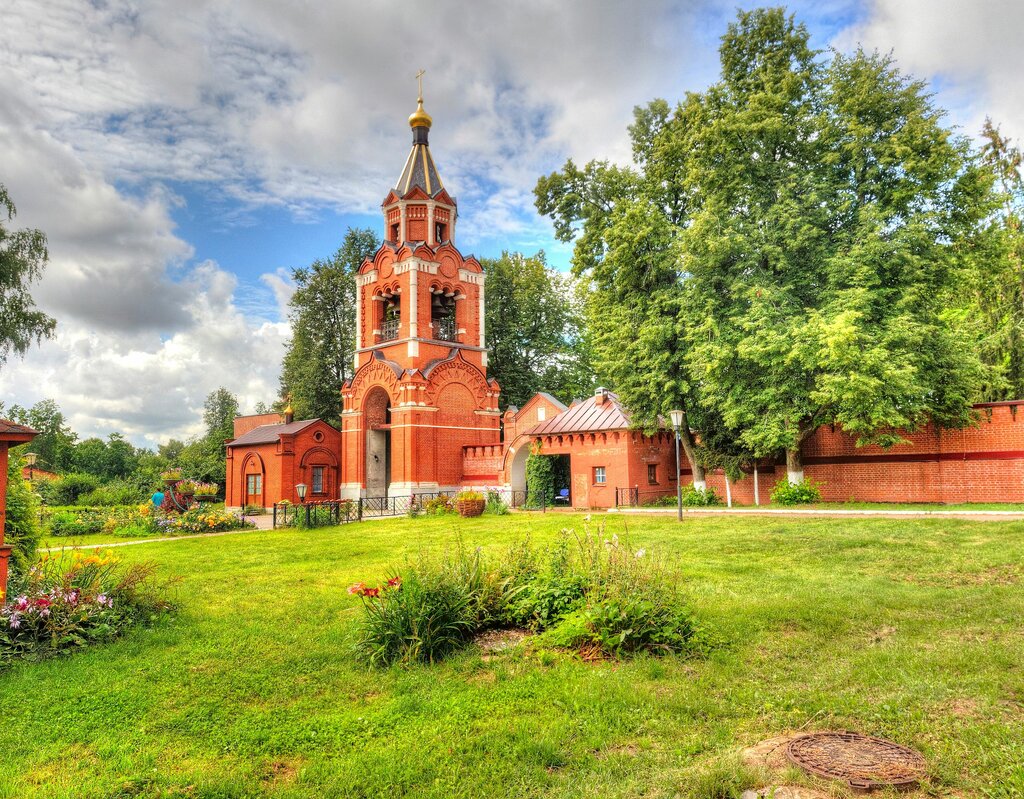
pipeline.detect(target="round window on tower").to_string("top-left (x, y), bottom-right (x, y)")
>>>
top-left (313, 431), bottom-right (324, 443)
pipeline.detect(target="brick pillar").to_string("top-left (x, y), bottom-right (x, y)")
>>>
top-left (0, 442), bottom-right (10, 600)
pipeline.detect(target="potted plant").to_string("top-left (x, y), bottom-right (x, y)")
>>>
top-left (455, 490), bottom-right (486, 518)
top-left (161, 468), bottom-right (182, 485)
top-left (193, 481), bottom-right (219, 502)
top-left (175, 479), bottom-right (200, 499)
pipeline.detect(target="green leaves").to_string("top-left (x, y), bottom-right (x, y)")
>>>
top-left (536, 6), bottom-right (996, 471)
top-left (483, 251), bottom-right (594, 409)
top-left (281, 227), bottom-right (378, 425)
top-left (0, 182), bottom-right (56, 369)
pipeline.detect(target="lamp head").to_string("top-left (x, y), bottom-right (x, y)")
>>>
top-left (668, 409), bottom-right (685, 430)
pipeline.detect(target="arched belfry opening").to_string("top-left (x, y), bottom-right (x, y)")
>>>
top-left (364, 387), bottom-right (392, 498)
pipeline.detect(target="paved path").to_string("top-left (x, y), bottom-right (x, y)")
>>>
top-left (43, 527), bottom-right (272, 552)
top-left (614, 507), bottom-right (1024, 520)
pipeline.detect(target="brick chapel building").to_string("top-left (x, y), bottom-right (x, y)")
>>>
top-left (225, 91), bottom-right (1024, 510)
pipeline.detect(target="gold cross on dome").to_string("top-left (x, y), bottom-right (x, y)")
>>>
top-left (415, 69), bottom-right (425, 101)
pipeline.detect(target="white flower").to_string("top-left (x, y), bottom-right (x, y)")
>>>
top-left (635, 549), bottom-right (646, 559)
top-left (584, 514), bottom-right (592, 522)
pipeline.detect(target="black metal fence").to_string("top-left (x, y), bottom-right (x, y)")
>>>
top-left (615, 486), bottom-right (678, 508)
top-left (271, 489), bottom-right (550, 528)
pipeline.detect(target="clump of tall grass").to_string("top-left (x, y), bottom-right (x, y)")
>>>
top-left (349, 522), bottom-right (705, 666)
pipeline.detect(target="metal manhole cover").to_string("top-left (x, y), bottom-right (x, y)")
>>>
top-left (786, 731), bottom-right (926, 791)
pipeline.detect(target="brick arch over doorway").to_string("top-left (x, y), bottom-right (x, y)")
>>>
top-left (240, 452), bottom-right (265, 508)
top-left (364, 386), bottom-right (392, 498)
top-left (298, 446), bottom-right (339, 502)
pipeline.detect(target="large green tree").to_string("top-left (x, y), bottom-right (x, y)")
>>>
top-left (537, 7), bottom-right (994, 486)
top-left (0, 183), bottom-right (55, 369)
top-left (483, 251), bottom-right (595, 409)
top-left (280, 228), bottom-right (378, 425)
top-left (966, 119), bottom-right (1024, 400)
top-left (680, 9), bottom-right (991, 481)
top-left (178, 388), bottom-right (240, 484)
top-left (0, 398), bottom-right (77, 472)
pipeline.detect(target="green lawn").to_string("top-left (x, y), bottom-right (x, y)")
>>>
top-left (2, 513), bottom-right (1023, 798)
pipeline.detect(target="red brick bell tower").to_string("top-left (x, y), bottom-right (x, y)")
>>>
top-left (339, 86), bottom-right (501, 498)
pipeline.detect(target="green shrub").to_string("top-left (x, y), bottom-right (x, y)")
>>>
top-left (49, 510), bottom-right (105, 537)
top-left (45, 505), bottom-right (160, 538)
top-left (423, 496), bottom-right (455, 516)
top-left (680, 485), bottom-right (723, 507)
top-left (77, 479), bottom-right (149, 507)
top-left (4, 459), bottom-right (41, 578)
top-left (455, 490), bottom-right (484, 502)
top-left (505, 535), bottom-right (588, 629)
top-left (643, 494), bottom-right (679, 507)
top-left (350, 525), bottom-right (705, 666)
top-left (770, 478), bottom-right (823, 505)
top-left (1, 550), bottom-right (176, 667)
top-left (353, 571), bottom-right (475, 666)
top-left (485, 490), bottom-right (510, 515)
top-left (38, 473), bottom-right (100, 506)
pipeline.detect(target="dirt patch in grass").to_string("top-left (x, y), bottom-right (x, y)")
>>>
top-left (261, 759), bottom-right (303, 785)
top-left (741, 787), bottom-right (830, 799)
top-left (475, 628), bottom-right (530, 661)
top-left (593, 742), bottom-right (640, 759)
top-left (867, 625), bottom-right (897, 644)
top-left (906, 563), bottom-right (1021, 587)
top-left (741, 735), bottom-right (793, 771)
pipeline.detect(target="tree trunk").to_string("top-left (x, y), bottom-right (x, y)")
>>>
top-left (786, 446), bottom-right (804, 485)
top-left (676, 412), bottom-right (706, 491)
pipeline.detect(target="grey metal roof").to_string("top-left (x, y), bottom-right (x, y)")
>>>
top-left (396, 143), bottom-right (444, 197)
top-left (528, 392), bottom-right (631, 436)
top-left (227, 419), bottom-right (317, 447)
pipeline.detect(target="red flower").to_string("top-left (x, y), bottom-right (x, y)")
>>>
top-left (33, 597), bottom-right (51, 609)
top-left (347, 582), bottom-right (366, 595)
top-left (386, 577), bottom-right (401, 588)
top-left (364, 587), bottom-right (380, 598)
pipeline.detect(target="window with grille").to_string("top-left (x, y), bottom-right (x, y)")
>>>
top-left (312, 466), bottom-right (325, 494)
top-left (246, 474), bottom-right (262, 495)
top-left (593, 466), bottom-right (606, 485)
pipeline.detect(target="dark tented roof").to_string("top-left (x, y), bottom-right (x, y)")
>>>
top-left (528, 392), bottom-right (631, 436)
top-left (227, 420), bottom-right (317, 447)
top-left (396, 141), bottom-right (445, 197)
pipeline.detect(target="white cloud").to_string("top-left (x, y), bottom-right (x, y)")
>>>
top-left (836, 0), bottom-right (1024, 144)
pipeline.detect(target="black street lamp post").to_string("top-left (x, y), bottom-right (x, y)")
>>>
top-left (669, 410), bottom-right (684, 522)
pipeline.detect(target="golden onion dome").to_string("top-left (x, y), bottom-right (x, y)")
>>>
top-left (409, 97), bottom-right (432, 129)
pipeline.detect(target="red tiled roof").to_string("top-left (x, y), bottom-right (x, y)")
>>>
top-left (0, 419), bottom-right (39, 439)
top-left (528, 392), bottom-right (632, 436)
top-left (226, 419), bottom-right (317, 447)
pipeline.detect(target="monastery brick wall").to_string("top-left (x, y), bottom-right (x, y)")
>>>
top-left (688, 402), bottom-right (1024, 505)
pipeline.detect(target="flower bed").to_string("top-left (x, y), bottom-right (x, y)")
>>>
top-left (0, 550), bottom-right (177, 667)
top-left (44, 503), bottom-right (252, 539)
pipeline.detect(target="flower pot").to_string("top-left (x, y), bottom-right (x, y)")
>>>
top-left (456, 499), bottom-right (485, 518)
top-left (196, 494), bottom-right (218, 503)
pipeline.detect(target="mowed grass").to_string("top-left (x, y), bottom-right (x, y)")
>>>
top-left (1, 513), bottom-right (1023, 798)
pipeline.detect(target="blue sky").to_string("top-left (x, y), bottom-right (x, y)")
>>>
top-left (1, 0), bottom-right (1020, 446)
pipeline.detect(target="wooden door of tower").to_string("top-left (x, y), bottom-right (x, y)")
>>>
top-left (364, 388), bottom-right (392, 498)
